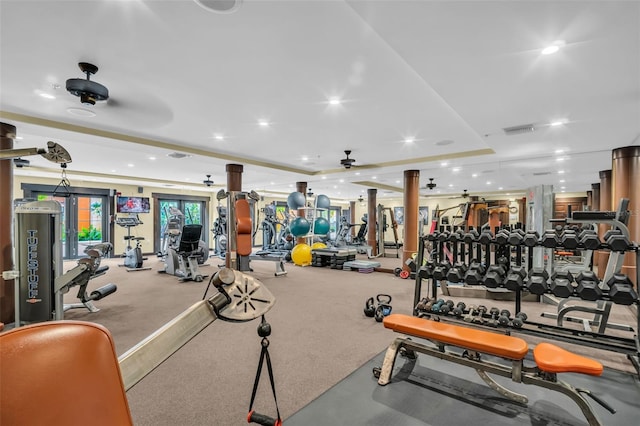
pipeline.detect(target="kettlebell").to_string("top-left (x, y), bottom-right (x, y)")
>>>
top-left (364, 297), bottom-right (376, 317)
top-left (374, 294), bottom-right (393, 322)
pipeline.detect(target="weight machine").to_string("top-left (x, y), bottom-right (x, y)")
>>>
top-left (212, 205), bottom-right (228, 259)
top-left (160, 223), bottom-right (207, 282)
top-left (6, 200), bottom-right (117, 326)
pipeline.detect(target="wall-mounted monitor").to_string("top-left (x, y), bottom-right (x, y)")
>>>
top-left (116, 196), bottom-right (150, 213)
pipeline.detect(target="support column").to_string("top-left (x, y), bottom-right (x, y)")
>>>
top-left (349, 201), bottom-right (356, 238)
top-left (612, 146), bottom-right (639, 285)
top-left (1, 123), bottom-right (16, 324)
top-left (295, 182), bottom-right (307, 245)
top-left (225, 164), bottom-right (243, 269)
top-left (402, 170), bottom-right (420, 271)
top-left (367, 189), bottom-right (377, 256)
top-left (596, 170), bottom-right (612, 280)
top-left (586, 191), bottom-right (593, 210)
top-left (591, 182), bottom-right (601, 266)
top-left (591, 183), bottom-right (600, 211)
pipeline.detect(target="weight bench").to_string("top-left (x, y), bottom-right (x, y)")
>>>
top-left (377, 314), bottom-right (615, 426)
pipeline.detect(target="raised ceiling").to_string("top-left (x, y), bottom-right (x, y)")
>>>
top-left (1, 0), bottom-right (638, 201)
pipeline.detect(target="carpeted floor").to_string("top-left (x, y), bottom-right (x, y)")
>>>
top-left (60, 252), bottom-right (639, 425)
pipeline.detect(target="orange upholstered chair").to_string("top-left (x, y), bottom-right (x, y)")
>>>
top-left (0, 320), bottom-right (133, 426)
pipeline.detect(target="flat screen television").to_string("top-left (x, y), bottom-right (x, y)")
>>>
top-left (116, 196), bottom-right (150, 213)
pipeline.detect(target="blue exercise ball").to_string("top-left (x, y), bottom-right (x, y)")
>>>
top-left (314, 217), bottom-right (330, 235)
top-left (316, 194), bottom-right (330, 209)
top-left (290, 216), bottom-right (311, 236)
top-left (287, 192), bottom-right (306, 210)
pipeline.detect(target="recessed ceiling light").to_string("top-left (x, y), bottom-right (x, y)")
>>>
top-left (111, 169), bottom-right (116, 173)
top-left (555, 149), bottom-right (564, 154)
top-left (270, 181), bottom-right (274, 185)
top-left (558, 170), bottom-right (565, 174)
top-left (39, 93), bottom-right (56, 99)
top-left (258, 120), bottom-right (270, 127)
top-left (301, 156), bottom-right (308, 161)
top-left (355, 172), bottom-right (360, 176)
top-left (67, 107), bottom-right (96, 117)
top-left (440, 162), bottom-right (448, 167)
top-left (339, 179), bottom-right (344, 183)
top-left (561, 186), bottom-right (566, 189)
top-left (472, 173), bottom-right (478, 178)
top-left (214, 133), bottom-right (224, 141)
top-left (556, 157), bottom-right (565, 162)
top-left (328, 97), bottom-right (341, 106)
top-left (372, 176), bottom-right (377, 180)
top-left (541, 40), bottom-right (565, 55)
top-left (559, 179), bottom-right (565, 183)
top-left (498, 187), bottom-right (503, 190)
top-left (550, 120), bottom-right (567, 126)
top-left (15, 136), bottom-right (23, 140)
top-left (127, 163), bottom-right (134, 167)
top-left (185, 178), bottom-right (190, 181)
top-left (395, 180), bottom-right (400, 184)
top-left (452, 167), bottom-right (460, 172)
top-left (486, 181), bottom-right (491, 185)
top-left (322, 176), bottom-right (327, 179)
top-left (561, 190), bottom-right (566, 193)
top-left (404, 137), bottom-right (415, 143)
top-left (448, 184), bottom-right (453, 188)
top-left (148, 156), bottom-right (156, 160)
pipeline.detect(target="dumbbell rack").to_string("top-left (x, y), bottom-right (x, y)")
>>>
top-left (412, 202), bottom-right (640, 377)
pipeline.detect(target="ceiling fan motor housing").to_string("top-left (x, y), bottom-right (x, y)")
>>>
top-left (66, 62), bottom-right (109, 105)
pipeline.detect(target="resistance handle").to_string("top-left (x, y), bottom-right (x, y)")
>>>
top-left (247, 410), bottom-right (281, 426)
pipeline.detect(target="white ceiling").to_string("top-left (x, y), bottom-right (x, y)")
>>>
top-left (1, 0), bottom-right (639, 202)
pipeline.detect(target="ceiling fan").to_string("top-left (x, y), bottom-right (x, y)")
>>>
top-left (66, 62), bottom-right (109, 105)
top-left (203, 174), bottom-right (214, 187)
top-left (340, 150), bottom-right (356, 169)
top-left (425, 178), bottom-right (437, 190)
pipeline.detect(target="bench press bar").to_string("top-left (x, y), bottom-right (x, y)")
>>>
top-left (377, 336), bottom-right (607, 426)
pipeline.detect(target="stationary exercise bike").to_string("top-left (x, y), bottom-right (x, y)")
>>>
top-left (160, 224), bottom-right (207, 282)
top-left (115, 215), bottom-right (150, 272)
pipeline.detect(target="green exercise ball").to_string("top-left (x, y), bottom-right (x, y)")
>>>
top-left (287, 192), bottom-right (306, 210)
top-left (289, 216), bottom-right (310, 236)
top-left (314, 217), bottom-right (330, 235)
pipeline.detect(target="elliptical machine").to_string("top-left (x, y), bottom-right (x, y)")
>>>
top-left (212, 205), bottom-right (228, 259)
top-left (115, 214), bottom-right (150, 272)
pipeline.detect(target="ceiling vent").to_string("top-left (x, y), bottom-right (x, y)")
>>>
top-left (167, 152), bottom-right (190, 159)
top-left (503, 123), bottom-right (537, 135)
top-left (532, 171), bottom-right (552, 176)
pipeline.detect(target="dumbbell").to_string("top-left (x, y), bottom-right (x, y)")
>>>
top-left (446, 262), bottom-right (468, 283)
top-left (418, 262), bottom-right (433, 279)
top-left (464, 261), bottom-right (486, 285)
top-left (478, 231), bottom-right (494, 246)
top-left (463, 305), bottom-right (478, 323)
top-left (550, 271), bottom-right (575, 298)
top-left (452, 302), bottom-right (466, 318)
top-left (579, 229), bottom-right (601, 250)
top-left (607, 273), bottom-right (638, 305)
top-left (527, 268), bottom-right (550, 295)
top-left (504, 265), bottom-right (528, 291)
top-left (432, 299), bottom-right (454, 314)
top-left (473, 305), bottom-right (488, 324)
top-left (604, 230), bottom-right (632, 252)
top-left (463, 229), bottom-right (479, 244)
top-left (522, 230), bottom-right (540, 248)
top-left (437, 230), bottom-right (451, 243)
top-left (511, 312), bottom-right (528, 328)
top-left (507, 229), bottom-right (525, 246)
top-left (495, 229), bottom-right (510, 246)
top-left (486, 307), bottom-right (501, 327)
top-left (541, 230), bottom-right (560, 248)
top-left (415, 297), bottom-right (431, 312)
top-left (575, 271), bottom-right (603, 301)
top-left (432, 260), bottom-right (451, 281)
top-left (483, 265), bottom-right (506, 288)
top-left (559, 230), bottom-right (579, 249)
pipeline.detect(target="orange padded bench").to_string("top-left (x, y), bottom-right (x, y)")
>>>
top-left (377, 314), bottom-right (612, 426)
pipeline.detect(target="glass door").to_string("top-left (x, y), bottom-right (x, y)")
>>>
top-left (155, 198), bottom-right (208, 254)
top-left (35, 194), bottom-right (108, 259)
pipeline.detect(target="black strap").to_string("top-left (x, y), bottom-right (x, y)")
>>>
top-left (248, 325), bottom-right (281, 424)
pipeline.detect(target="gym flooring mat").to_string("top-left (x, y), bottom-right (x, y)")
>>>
top-left (285, 345), bottom-right (640, 425)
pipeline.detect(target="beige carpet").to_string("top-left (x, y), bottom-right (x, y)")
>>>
top-left (60, 252), bottom-right (638, 425)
